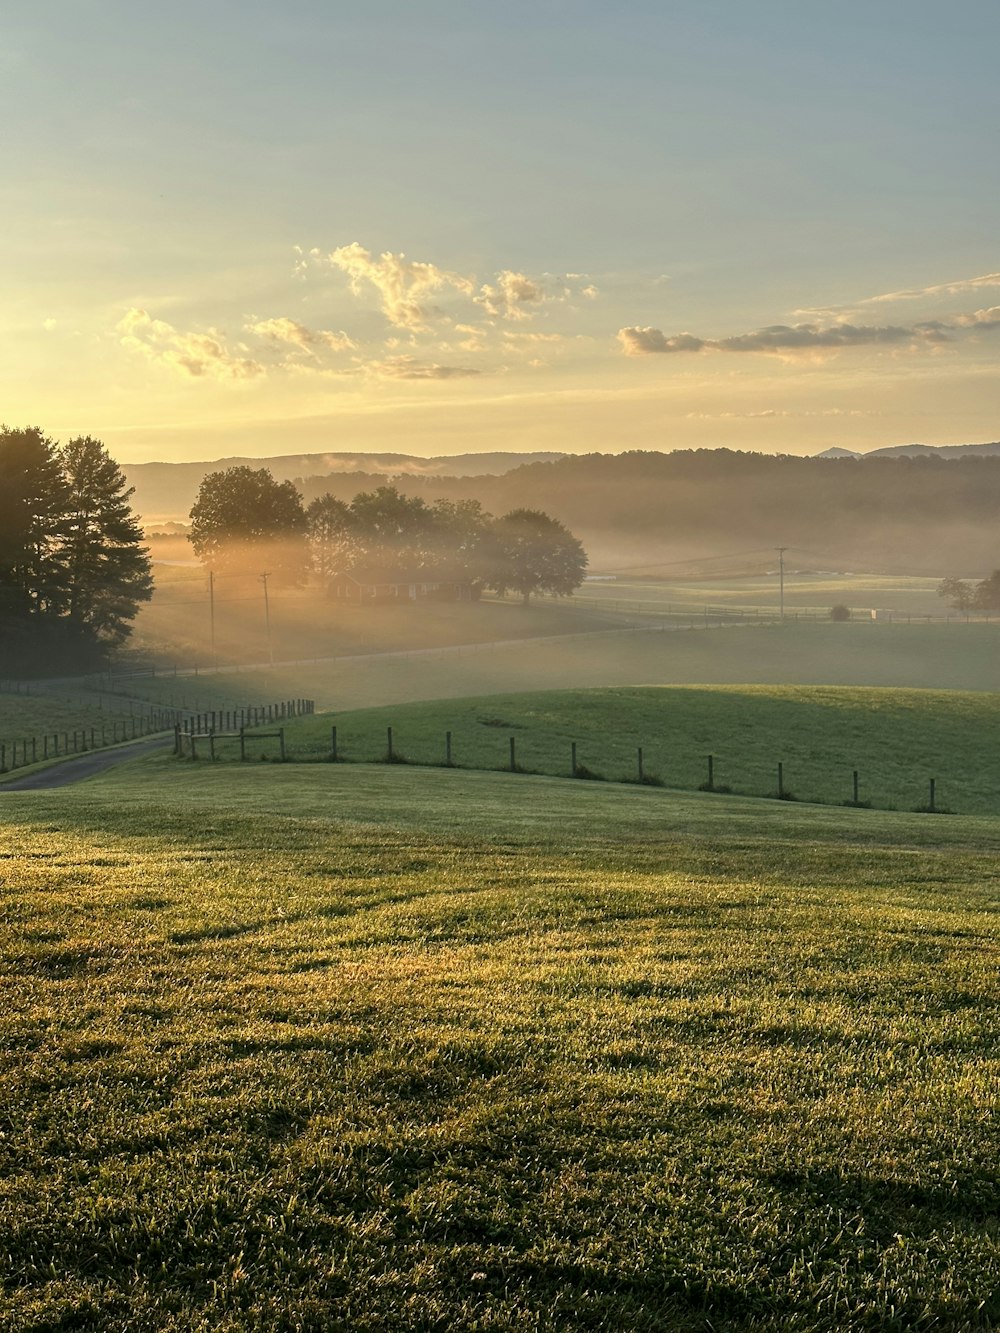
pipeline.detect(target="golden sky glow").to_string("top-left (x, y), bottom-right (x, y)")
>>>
top-left (2, 3), bottom-right (999, 462)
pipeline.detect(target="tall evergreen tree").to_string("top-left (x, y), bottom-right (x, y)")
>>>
top-left (0, 425), bottom-right (70, 622)
top-left (60, 436), bottom-right (153, 645)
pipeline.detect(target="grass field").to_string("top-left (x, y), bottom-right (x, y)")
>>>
top-left (226, 684), bottom-right (1000, 816)
top-left (1, 755), bottom-right (998, 1330)
top-left (105, 621), bottom-right (1000, 718)
top-left (130, 577), bottom-right (625, 668)
top-left (0, 689), bottom-right (153, 750)
top-left (574, 573), bottom-right (959, 619)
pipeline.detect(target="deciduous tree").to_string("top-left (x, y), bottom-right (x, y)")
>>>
top-left (306, 494), bottom-right (356, 579)
top-left (189, 467), bottom-right (309, 584)
top-left (487, 508), bottom-right (587, 604)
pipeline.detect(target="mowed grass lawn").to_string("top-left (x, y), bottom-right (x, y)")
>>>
top-left (251, 685), bottom-right (1000, 816)
top-left (1, 756), bottom-right (998, 1331)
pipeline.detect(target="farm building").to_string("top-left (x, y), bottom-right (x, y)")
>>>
top-left (326, 566), bottom-right (476, 603)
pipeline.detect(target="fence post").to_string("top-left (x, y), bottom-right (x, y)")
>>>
top-left (279, 727), bottom-right (286, 762)
top-left (637, 747), bottom-right (644, 782)
top-left (209, 731), bottom-right (216, 762)
top-left (44, 736), bottom-right (49, 759)
top-left (853, 770), bottom-right (859, 804)
top-left (571, 741), bottom-right (577, 776)
top-left (777, 762), bottom-right (784, 798)
top-left (445, 730), bottom-right (452, 766)
top-left (509, 736), bottom-right (516, 772)
top-left (32, 738), bottom-right (37, 763)
top-left (239, 727), bottom-right (246, 762)
top-left (174, 724), bottom-right (181, 756)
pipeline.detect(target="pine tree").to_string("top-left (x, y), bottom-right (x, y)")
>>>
top-left (0, 425), bottom-right (70, 622)
top-left (60, 436), bottom-right (153, 645)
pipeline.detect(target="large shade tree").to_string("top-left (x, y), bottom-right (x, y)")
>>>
top-left (189, 466), bottom-right (310, 584)
top-left (306, 494), bottom-right (356, 579)
top-left (487, 508), bottom-right (587, 603)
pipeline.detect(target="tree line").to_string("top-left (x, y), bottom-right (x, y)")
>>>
top-left (288, 449), bottom-right (1000, 574)
top-left (937, 573), bottom-right (1000, 612)
top-left (188, 467), bottom-right (588, 602)
top-left (0, 426), bottom-right (152, 675)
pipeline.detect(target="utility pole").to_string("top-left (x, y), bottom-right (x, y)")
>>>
top-left (260, 571), bottom-right (273, 664)
top-left (776, 547), bottom-right (787, 621)
top-left (208, 569), bottom-right (216, 653)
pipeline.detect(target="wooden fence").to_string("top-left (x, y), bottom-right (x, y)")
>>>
top-left (0, 698), bottom-right (314, 776)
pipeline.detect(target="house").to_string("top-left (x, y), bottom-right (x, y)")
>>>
top-left (326, 566), bottom-right (476, 603)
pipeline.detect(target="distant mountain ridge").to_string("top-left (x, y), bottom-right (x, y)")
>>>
top-left (864, 441), bottom-right (1000, 459)
top-left (816, 441), bottom-right (1000, 460)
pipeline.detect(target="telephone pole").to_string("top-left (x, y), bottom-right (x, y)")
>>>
top-left (260, 571), bottom-right (273, 664)
top-left (208, 569), bottom-right (216, 653)
top-left (776, 547), bottom-right (787, 621)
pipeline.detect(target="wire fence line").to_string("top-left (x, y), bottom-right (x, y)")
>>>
top-left (175, 718), bottom-right (960, 817)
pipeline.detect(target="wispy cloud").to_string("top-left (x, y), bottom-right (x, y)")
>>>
top-left (797, 271), bottom-right (1000, 319)
top-left (686, 408), bottom-right (876, 420)
top-left (118, 308), bottom-right (264, 380)
top-left (855, 271), bottom-right (1000, 306)
top-left (618, 320), bottom-right (946, 358)
top-left (246, 316), bottom-right (355, 355)
top-left (364, 355), bottom-right (481, 381)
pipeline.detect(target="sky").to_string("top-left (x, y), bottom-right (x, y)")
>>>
top-left (2, 0), bottom-right (999, 463)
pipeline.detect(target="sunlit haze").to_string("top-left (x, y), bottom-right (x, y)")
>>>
top-left (3, 1), bottom-right (999, 462)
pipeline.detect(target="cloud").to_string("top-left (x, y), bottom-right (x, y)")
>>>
top-left (685, 408), bottom-right (875, 420)
top-left (618, 320), bottom-right (945, 358)
top-left (246, 316), bottom-right (355, 354)
top-left (947, 305), bottom-right (1000, 330)
top-left (475, 270), bottom-right (547, 320)
top-left (364, 355), bottom-right (481, 381)
top-left (118, 308), bottom-right (264, 380)
top-left (798, 271), bottom-right (1000, 319)
top-left (856, 272), bottom-right (1000, 306)
top-left (322, 242), bottom-right (474, 330)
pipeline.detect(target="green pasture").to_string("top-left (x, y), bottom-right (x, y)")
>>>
top-left (575, 572), bottom-right (957, 618)
top-left (0, 690), bottom-right (139, 748)
top-left (131, 575), bottom-right (622, 668)
top-left (230, 684), bottom-right (1000, 815)
top-left (108, 621), bottom-right (1000, 719)
top-left (1, 756), bottom-right (998, 1330)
